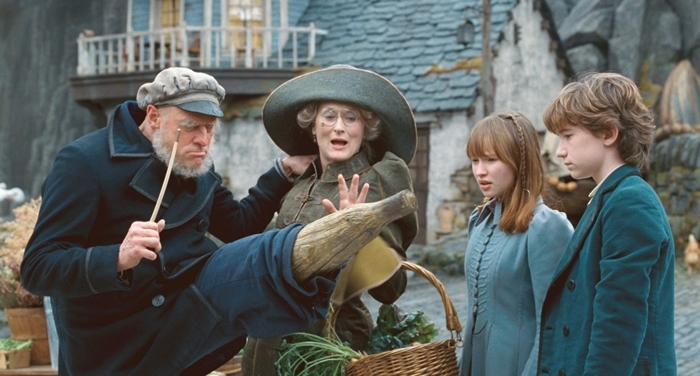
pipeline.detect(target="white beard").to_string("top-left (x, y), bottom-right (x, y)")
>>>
top-left (152, 128), bottom-right (215, 179)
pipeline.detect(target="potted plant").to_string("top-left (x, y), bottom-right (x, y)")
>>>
top-left (0, 198), bottom-right (51, 365)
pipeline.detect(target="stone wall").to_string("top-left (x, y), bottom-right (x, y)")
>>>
top-left (543, 0), bottom-right (698, 109)
top-left (0, 0), bottom-right (126, 204)
top-left (211, 117), bottom-right (288, 200)
top-left (647, 133), bottom-right (700, 256)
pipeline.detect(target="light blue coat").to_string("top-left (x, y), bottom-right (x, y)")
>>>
top-left (460, 198), bottom-right (573, 376)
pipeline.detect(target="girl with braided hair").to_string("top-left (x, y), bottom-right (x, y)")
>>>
top-left (459, 111), bottom-right (573, 376)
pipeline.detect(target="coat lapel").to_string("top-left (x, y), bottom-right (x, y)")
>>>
top-left (129, 157), bottom-right (220, 228)
top-left (108, 101), bottom-right (152, 158)
top-left (549, 165), bottom-right (641, 282)
top-left (160, 171), bottom-right (220, 227)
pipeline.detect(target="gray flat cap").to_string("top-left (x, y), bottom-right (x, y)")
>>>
top-left (137, 67), bottom-right (225, 117)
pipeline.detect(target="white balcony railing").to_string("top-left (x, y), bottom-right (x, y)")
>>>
top-left (76, 24), bottom-right (327, 76)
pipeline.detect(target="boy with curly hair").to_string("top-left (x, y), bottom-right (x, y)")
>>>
top-left (537, 72), bottom-right (676, 375)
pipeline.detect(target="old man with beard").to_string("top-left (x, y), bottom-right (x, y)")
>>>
top-left (20, 67), bottom-right (393, 375)
top-left (150, 105), bottom-right (220, 179)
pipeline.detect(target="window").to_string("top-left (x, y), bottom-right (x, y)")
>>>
top-left (159, 0), bottom-right (182, 28)
top-left (228, 0), bottom-right (264, 51)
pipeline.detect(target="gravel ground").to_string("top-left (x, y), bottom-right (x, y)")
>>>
top-left (363, 258), bottom-right (700, 375)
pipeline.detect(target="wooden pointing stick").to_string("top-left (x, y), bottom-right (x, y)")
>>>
top-left (150, 128), bottom-right (180, 222)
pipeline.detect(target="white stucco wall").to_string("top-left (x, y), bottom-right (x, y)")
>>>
top-left (212, 117), bottom-right (287, 199)
top-left (422, 109), bottom-right (474, 243)
top-left (492, 0), bottom-right (567, 131)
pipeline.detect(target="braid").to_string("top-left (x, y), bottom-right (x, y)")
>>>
top-left (508, 113), bottom-right (527, 191)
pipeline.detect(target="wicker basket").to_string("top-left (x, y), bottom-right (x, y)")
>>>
top-left (344, 261), bottom-right (463, 376)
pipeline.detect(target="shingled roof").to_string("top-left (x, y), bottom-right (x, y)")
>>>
top-left (296, 0), bottom-right (517, 113)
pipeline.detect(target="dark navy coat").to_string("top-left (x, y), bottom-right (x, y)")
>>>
top-left (21, 101), bottom-right (293, 375)
top-left (538, 165), bottom-right (676, 376)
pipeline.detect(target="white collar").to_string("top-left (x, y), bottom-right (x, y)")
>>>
top-left (587, 163), bottom-right (625, 204)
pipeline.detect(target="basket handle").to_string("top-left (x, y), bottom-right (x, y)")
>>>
top-left (328, 261), bottom-right (463, 342)
top-left (400, 261), bottom-right (463, 338)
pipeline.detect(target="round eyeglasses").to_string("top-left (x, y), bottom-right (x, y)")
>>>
top-left (319, 109), bottom-right (362, 128)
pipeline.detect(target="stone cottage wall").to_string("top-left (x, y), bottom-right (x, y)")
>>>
top-left (647, 133), bottom-right (700, 256)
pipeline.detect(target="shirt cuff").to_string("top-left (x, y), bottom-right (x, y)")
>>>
top-left (273, 158), bottom-right (295, 183)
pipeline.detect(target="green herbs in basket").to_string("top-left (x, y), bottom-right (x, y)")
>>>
top-left (276, 304), bottom-right (439, 375)
top-left (365, 303), bottom-right (439, 354)
top-left (0, 338), bottom-right (32, 351)
top-left (276, 330), bottom-right (361, 376)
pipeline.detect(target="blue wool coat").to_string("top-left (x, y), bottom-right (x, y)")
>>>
top-left (538, 165), bottom-right (676, 376)
top-left (20, 101), bottom-right (302, 375)
top-left (460, 198), bottom-right (573, 376)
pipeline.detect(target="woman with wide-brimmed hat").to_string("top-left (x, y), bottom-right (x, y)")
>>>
top-left (242, 65), bottom-right (419, 375)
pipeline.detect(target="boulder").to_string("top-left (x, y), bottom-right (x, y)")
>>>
top-left (558, 0), bottom-right (615, 49)
top-left (566, 43), bottom-right (607, 73)
top-left (641, 1), bottom-right (682, 86)
top-left (667, 0), bottom-right (700, 71)
top-left (608, 0), bottom-right (646, 79)
top-left (666, 0), bottom-right (700, 57)
top-left (543, 0), bottom-right (574, 29)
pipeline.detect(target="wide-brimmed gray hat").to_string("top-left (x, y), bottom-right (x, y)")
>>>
top-left (262, 65), bottom-right (417, 163)
top-left (137, 67), bottom-right (225, 117)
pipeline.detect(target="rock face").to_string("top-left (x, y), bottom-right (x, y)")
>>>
top-left (566, 44), bottom-right (606, 73)
top-left (647, 133), bottom-right (700, 256)
top-left (608, 0), bottom-right (646, 79)
top-left (558, 0), bottom-right (615, 50)
top-left (668, 0), bottom-right (700, 71)
top-left (0, 1), bottom-right (126, 213)
top-left (545, 0), bottom-right (696, 110)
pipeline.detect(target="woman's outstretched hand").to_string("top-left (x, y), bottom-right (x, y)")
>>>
top-left (322, 174), bottom-right (370, 213)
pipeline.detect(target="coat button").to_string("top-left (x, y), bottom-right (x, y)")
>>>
top-left (152, 295), bottom-right (165, 307)
top-left (558, 370), bottom-right (566, 376)
top-left (566, 279), bottom-right (575, 291)
top-left (196, 219), bottom-right (207, 232)
top-left (563, 326), bottom-right (570, 337)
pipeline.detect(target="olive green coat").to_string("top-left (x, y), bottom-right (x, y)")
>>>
top-left (242, 150), bottom-right (418, 375)
top-left (276, 149), bottom-right (418, 348)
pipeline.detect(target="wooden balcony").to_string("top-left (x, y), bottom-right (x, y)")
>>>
top-left (76, 24), bottom-right (326, 76)
top-left (70, 25), bottom-right (326, 126)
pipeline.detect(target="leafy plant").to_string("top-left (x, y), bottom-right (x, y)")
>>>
top-left (365, 303), bottom-right (439, 354)
top-left (0, 198), bottom-right (43, 308)
top-left (276, 329), bottom-right (361, 376)
top-left (276, 303), bottom-right (440, 375)
top-left (0, 338), bottom-right (32, 351)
